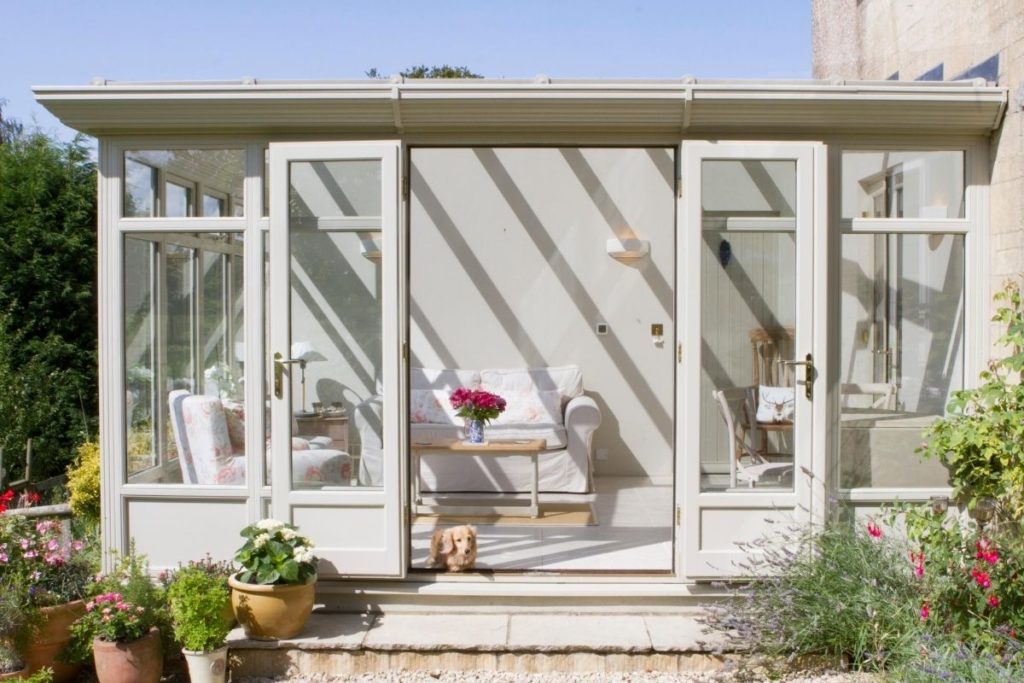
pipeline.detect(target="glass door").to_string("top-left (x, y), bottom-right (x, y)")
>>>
top-left (678, 142), bottom-right (822, 578)
top-left (269, 141), bottom-right (404, 577)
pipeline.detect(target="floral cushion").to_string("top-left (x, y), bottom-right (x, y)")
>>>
top-left (409, 389), bottom-right (460, 424)
top-left (493, 389), bottom-right (563, 426)
top-left (181, 394), bottom-right (240, 485)
top-left (221, 399), bottom-right (246, 450)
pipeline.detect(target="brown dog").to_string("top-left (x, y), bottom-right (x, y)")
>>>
top-left (427, 524), bottom-right (477, 572)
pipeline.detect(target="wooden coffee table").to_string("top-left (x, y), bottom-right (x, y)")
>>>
top-left (410, 439), bottom-right (545, 518)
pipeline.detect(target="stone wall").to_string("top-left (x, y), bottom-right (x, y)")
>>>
top-left (813, 0), bottom-right (1024, 350)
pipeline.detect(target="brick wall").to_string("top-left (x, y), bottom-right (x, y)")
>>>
top-left (813, 0), bottom-right (1024, 353)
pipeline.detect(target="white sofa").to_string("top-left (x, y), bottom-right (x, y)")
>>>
top-left (354, 366), bottom-right (601, 493)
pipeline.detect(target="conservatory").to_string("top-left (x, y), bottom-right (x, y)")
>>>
top-left (34, 77), bottom-right (1006, 600)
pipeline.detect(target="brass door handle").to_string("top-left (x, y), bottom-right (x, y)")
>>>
top-left (273, 353), bottom-right (304, 399)
top-left (779, 354), bottom-right (815, 400)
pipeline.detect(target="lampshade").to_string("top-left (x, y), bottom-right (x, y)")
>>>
top-left (290, 341), bottom-right (326, 363)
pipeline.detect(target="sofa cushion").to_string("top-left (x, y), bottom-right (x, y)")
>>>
top-left (493, 389), bottom-right (563, 426)
top-left (410, 423), bottom-right (568, 450)
top-left (409, 389), bottom-right (460, 424)
top-left (410, 367), bottom-right (481, 391)
top-left (480, 365), bottom-right (583, 400)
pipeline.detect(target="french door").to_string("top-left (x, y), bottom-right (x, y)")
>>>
top-left (269, 141), bottom-right (405, 577)
top-left (677, 141), bottom-right (826, 579)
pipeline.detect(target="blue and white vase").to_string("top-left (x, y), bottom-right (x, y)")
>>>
top-left (465, 419), bottom-right (485, 444)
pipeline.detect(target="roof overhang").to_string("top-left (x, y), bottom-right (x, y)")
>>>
top-left (33, 77), bottom-right (1008, 138)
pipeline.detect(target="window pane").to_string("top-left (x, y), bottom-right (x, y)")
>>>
top-left (842, 150), bottom-right (965, 219)
top-left (700, 159), bottom-right (798, 492)
top-left (203, 194), bottom-right (226, 217)
top-left (124, 149), bottom-right (245, 217)
top-left (166, 182), bottom-right (194, 217)
top-left (124, 233), bottom-right (246, 485)
top-left (124, 159), bottom-right (157, 217)
top-left (839, 233), bottom-right (962, 488)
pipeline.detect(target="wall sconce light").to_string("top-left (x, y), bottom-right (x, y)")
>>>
top-left (606, 238), bottom-right (649, 262)
top-left (358, 231), bottom-right (382, 262)
top-left (929, 495), bottom-right (949, 516)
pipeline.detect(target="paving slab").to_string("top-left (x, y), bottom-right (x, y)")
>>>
top-left (643, 615), bottom-right (727, 653)
top-left (507, 614), bottom-right (651, 652)
top-left (362, 612), bottom-right (510, 651)
top-left (227, 612), bottom-right (375, 650)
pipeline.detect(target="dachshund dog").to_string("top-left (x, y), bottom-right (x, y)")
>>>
top-left (427, 524), bottom-right (477, 572)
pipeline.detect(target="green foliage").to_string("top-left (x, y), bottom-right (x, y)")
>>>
top-left (919, 280), bottom-right (1024, 522)
top-left (0, 108), bottom-right (97, 479)
top-left (365, 65), bottom-right (483, 79)
top-left (0, 576), bottom-right (32, 673)
top-left (701, 519), bottom-right (924, 672)
top-left (67, 441), bottom-right (101, 524)
top-left (234, 519), bottom-right (317, 585)
top-left (165, 556), bottom-right (232, 652)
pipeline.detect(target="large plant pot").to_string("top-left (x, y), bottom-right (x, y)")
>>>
top-left (23, 599), bottom-right (86, 683)
top-left (92, 627), bottom-right (163, 683)
top-left (228, 574), bottom-right (316, 640)
top-left (0, 667), bottom-right (27, 681)
top-left (183, 645), bottom-right (228, 683)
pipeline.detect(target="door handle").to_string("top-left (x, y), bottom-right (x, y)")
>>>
top-left (779, 354), bottom-right (815, 400)
top-left (273, 353), bottom-right (304, 399)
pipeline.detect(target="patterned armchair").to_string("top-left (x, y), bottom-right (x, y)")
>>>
top-left (168, 390), bottom-right (353, 485)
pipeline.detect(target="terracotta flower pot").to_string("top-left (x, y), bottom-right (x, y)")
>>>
top-left (92, 627), bottom-right (163, 683)
top-left (228, 573), bottom-right (316, 640)
top-left (0, 667), bottom-right (27, 681)
top-left (23, 599), bottom-right (86, 683)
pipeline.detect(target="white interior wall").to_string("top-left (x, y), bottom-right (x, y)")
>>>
top-left (409, 147), bottom-right (676, 478)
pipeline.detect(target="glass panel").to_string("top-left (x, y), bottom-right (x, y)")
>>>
top-left (287, 159), bottom-right (382, 489)
top-left (124, 158), bottom-right (157, 217)
top-left (839, 233), bottom-right (963, 488)
top-left (166, 181), bottom-right (194, 217)
top-left (842, 150), bottom-right (965, 219)
top-left (701, 159), bottom-right (797, 491)
top-left (203, 194), bottom-right (226, 217)
top-left (124, 233), bottom-right (245, 485)
top-left (123, 149), bottom-right (245, 217)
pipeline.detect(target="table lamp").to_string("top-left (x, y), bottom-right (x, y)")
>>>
top-left (290, 341), bottom-right (326, 413)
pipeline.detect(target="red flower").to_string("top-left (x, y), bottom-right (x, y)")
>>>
top-left (0, 489), bottom-right (14, 514)
top-left (866, 520), bottom-right (882, 538)
top-left (909, 551), bottom-right (925, 578)
top-left (987, 594), bottom-right (1000, 608)
top-left (976, 538), bottom-right (1000, 565)
top-left (920, 603), bottom-right (930, 620)
top-left (971, 567), bottom-right (992, 589)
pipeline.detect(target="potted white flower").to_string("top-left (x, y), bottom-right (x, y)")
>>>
top-left (227, 519), bottom-right (318, 640)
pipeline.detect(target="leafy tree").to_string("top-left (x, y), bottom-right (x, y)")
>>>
top-left (365, 65), bottom-right (483, 79)
top-left (0, 104), bottom-right (97, 479)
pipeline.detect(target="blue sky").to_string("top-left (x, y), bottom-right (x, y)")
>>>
top-left (2, 1), bottom-right (811, 140)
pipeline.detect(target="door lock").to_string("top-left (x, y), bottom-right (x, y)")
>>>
top-left (779, 354), bottom-right (815, 400)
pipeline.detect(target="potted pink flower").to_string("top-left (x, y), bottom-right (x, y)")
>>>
top-left (73, 593), bottom-right (162, 683)
top-left (449, 388), bottom-right (507, 444)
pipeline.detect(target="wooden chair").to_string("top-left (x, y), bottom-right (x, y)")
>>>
top-left (749, 326), bottom-right (796, 456)
top-left (840, 382), bottom-right (897, 410)
top-left (713, 387), bottom-right (793, 488)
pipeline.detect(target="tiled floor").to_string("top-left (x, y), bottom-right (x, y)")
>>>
top-left (409, 476), bottom-right (674, 572)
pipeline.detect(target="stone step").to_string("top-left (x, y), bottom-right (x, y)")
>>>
top-left (228, 612), bottom-right (732, 677)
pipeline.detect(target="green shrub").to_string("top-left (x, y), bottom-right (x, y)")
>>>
top-left (166, 556), bottom-right (233, 653)
top-left (920, 280), bottom-right (1024, 523)
top-left (67, 441), bottom-right (100, 524)
top-left (701, 518), bottom-right (924, 671)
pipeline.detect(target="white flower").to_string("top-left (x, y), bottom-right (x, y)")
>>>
top-left (294, 548), bottom-right (316, 564)
top-left (253, 533), bottom-right (270, 549)
top-left (255, 519), bottom-right (285, 531)
top-left (280, 528), bottom-right (297, 541)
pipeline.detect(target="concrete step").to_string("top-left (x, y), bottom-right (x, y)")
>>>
top-left (227, 612), bottom-right (732, 677)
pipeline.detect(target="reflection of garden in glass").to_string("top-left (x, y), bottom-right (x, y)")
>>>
top-left (123, 149), bottom-right (245, 218)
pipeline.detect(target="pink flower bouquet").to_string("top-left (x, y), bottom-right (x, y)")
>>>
top-left (449, 388), bottom-right (507, 424)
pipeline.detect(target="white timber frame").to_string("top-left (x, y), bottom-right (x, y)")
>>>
top-left (78, 78), bottom-right (1001, 599)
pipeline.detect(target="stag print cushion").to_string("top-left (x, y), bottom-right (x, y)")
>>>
top-left (756, 385), bottom-right (795, 424)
